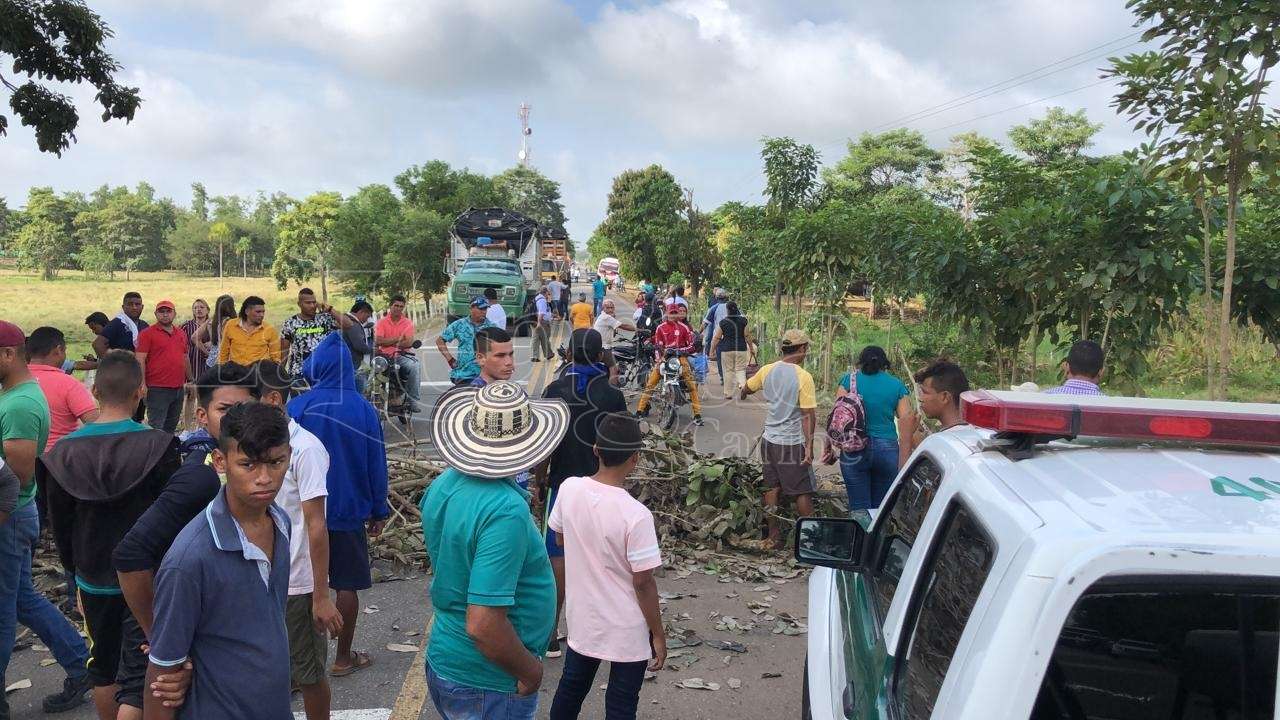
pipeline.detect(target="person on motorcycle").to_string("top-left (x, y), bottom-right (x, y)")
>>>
top-left (634, 306), bottom-right (703, 425)
top-left (373, 295), bottom-right (421, 412)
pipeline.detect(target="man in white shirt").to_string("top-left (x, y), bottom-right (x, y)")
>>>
top-left (482, 288), bottom-right (507, 329)
top-left (256, 362), bottom-right (342, 720)
top-left (592, 298), bottom-right (636, 384)
top-left (546, 278), bottom-right (565, 320)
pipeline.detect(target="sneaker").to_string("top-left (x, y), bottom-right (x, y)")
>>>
top-left (693, 415), bottom-right (704, 426)
top-left (531, 357), bottom-right (541, 363)
top-left (634, 409), bottom-right (649, 419)
top-left (546, 638), bottom-right (563, 659)
top-left (42, 674), bottom-right (91, 713)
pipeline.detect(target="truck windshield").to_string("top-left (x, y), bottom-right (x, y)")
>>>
top-left (1031, 581), bottom-right (1278, 720)
top-left (462, 259), bottom-right (520, 275)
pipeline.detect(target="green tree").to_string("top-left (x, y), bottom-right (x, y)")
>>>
top-left (384, 207), bottom-right (451, 305)
top-left (13, 186), bottom-right (72, 279)
top-left (165, 211), bottom-right (213, 274)
top-left (598, 165), bottom-right (689, 284)
top-left (273, 192), bottom-right (342, 302)
top-left (208, 221), bottom-right (232, 281)
top-left (823, 128), bottom-right (942, 198)
top-left (492, 166), bottom-right (567, 230)
top-left (1007, 107), bottom-right (1104, 164)
top-left (1108, 0), bottom-right (1280, 398)
top-left (331, 184), bottom-right (403, 298)
top-left (760, 136), bottom-right (821, 310)
top-left (72, 184), bottom-right (173, 277)
top-left (190, 182), bottom-right (209, 221)
top-left (1230, 184), bottom-right (1280, 356)
top-left (585, 231), bottom-right (618, 267)
top-left (394, 161), bottom-right (503, 217)
top-left (1, 0), bottom-right (141, 154)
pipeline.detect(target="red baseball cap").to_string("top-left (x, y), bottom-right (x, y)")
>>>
top-left (0, 321), bottom-right (26, 348)
top-left (156, 300), bottom-right (176, 311)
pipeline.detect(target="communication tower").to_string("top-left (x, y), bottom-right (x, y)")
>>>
top-left (517, 103), bottom-right (532, 167)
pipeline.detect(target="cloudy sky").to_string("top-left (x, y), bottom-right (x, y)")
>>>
top-left (2, 0), bottom-right (1154, 240)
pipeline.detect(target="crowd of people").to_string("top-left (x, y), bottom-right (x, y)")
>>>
top-left (0, 278), bottom-right (1112, 719)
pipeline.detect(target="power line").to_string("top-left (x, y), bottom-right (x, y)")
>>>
top-left (868, 30), bottom-right (1141, 132)
top-left (922, 78), bottom-right (1115, 135)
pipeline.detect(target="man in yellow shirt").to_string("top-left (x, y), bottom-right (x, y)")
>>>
top-left (568, 293), bottom-right (594, 330)
top-left (739, 329), bottom-right (816, 549)
top-left (217, 296), bottom-right (281, 366)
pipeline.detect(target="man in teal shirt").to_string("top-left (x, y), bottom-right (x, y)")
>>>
top-left (0, 320), bottom-right (91, 715)
top-left (591, 276), bottom-right (607, 316)
top-left (420, 382), bottom-right (567, 719)
top-left (435, 298), bottom-right (496, 386)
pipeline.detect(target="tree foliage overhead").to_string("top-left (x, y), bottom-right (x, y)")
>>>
top-left (1108, 0), bottom-right (1280, 397)
top-left (0, 0), bottom-right (141, 154)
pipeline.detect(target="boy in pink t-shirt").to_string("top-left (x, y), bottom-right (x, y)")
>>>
top-left (547, 413), bottom-right (665, 720)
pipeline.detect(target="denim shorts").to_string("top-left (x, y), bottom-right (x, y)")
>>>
top-left (427, 664), bottom-right (538, 720)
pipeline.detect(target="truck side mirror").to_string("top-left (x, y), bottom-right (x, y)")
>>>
top-left (794, 517), bottom-right (868, 572)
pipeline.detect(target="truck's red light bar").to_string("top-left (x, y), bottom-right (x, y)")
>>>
top-left (961, 390), bottom-right (1280, 448)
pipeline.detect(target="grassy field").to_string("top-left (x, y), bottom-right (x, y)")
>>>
top-left (0, 269), bottom-right (357, 360)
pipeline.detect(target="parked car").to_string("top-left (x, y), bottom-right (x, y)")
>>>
top-left (797, 390), bottom-right (1280, 720)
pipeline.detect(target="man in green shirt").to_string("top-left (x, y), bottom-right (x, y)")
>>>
top-left (420, 381), bottom-right (568, 719)
top-left (0, 320), bottom-right (91, 716)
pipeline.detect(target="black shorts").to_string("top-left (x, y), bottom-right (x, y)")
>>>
top-left (80, 591), bottom-right (148, 707)
top-left (328, 529), bottom-right (372, 591)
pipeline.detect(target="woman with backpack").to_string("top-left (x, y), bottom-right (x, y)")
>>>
top-left (832, 345), bottom-right (914, 511)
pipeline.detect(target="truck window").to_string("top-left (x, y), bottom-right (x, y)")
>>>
top-left (895, 502), bottom-right (995, 720)
top-left (871, 457), bottom-right (944, 615)
top-left (1030, 581), bottom-right (1278, 720)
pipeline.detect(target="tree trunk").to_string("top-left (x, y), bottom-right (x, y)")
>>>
top-left (319, 254), bottom-right (330, 305)
top-left (1197, 188), bottom-right (1217, 398)
top-left (218, 242), bottom-right (224, 287)
top-left (242, 254), bottom-right (247, 278)
top-left (1217, 182), bottom-right (1240, 400)
top-left (772, 278), bottom-right (783, 312)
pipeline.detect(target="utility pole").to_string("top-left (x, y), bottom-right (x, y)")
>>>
top-left (517, 103), bottom-right (532, 167)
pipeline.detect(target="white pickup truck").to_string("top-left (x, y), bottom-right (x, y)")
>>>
top-left (797, 391), bottom-right (1280, 720)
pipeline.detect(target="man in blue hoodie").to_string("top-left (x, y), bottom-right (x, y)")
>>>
top-left (287, 332), bottom-right (389, 678)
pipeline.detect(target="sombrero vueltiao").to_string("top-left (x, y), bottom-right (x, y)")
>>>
top-left (430, 381), bottom-right (569, 479)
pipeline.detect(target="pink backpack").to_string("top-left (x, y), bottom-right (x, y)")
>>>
top-left (825, 371), bottom-right (868, 454)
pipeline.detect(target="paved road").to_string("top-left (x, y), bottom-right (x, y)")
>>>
top-left (5, 291), bottom-right (808, 720)
top-left (397, 291), bottom-right (773, 461)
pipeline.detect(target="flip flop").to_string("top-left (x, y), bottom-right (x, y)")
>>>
top-left (329, 650), bottom-right (374, 677)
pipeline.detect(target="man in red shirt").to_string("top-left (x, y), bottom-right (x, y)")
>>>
top-left (635, 306), bottom-right (702, 425)
top-left (135, 300), bottom-right (191, 433)
top-left (25, 327), bottom-right (99, 450)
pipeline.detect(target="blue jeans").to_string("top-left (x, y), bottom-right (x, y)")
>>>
top-left (393, 355), bottom-right (421, 407)
top-left (427, 664), bottom-right (538, 720)
top-left (593, 298), bottom-right (604, 315)
top-left (840, 437), bottom-right (900, 511)
top-left (549, 646), bottom-right (648, 720)
top-left (0, 503), bottom-right (89, 683)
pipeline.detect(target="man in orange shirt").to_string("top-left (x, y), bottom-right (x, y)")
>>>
top-left (568, 293), bottom-right (594, 330)
top-left (373, 296), bottom-right (419, 411)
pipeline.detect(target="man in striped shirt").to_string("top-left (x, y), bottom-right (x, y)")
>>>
top-left (1045, 340), bottom-right (1105, 397)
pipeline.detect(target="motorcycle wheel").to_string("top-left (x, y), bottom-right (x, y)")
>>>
top-left (660, 390), bottom-right (679, 431)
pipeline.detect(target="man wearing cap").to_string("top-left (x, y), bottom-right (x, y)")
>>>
top-left (421, 382), bottom-right (567, 719)
top-left (0, 320), bottom-right (93, 716)
top-left (436, 297), bottom-right (497, 387)
top-left (135, 300), bottom-right (192, 433)
top-left (532, 288), bottom-right (554, 363)
top-left (740, 329), bottom-right (817, 550)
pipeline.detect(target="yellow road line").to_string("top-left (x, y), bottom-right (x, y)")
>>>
top-left (388, 615), bottom-right (434, 720)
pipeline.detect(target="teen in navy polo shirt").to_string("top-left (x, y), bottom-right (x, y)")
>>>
top-left (144, 402), bottom-right (293, 719)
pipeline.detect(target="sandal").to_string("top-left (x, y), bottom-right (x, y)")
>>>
top-left (329, 650), bottom-right (374, 677)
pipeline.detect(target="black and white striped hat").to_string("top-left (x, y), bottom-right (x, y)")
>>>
top-left (429, 381), bottom-right (569, 479)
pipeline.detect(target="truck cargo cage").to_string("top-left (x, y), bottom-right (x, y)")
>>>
top-left (452, 208), bottom-right (541, 255)
top-left (961, 390), bottom-right (1280, 458)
